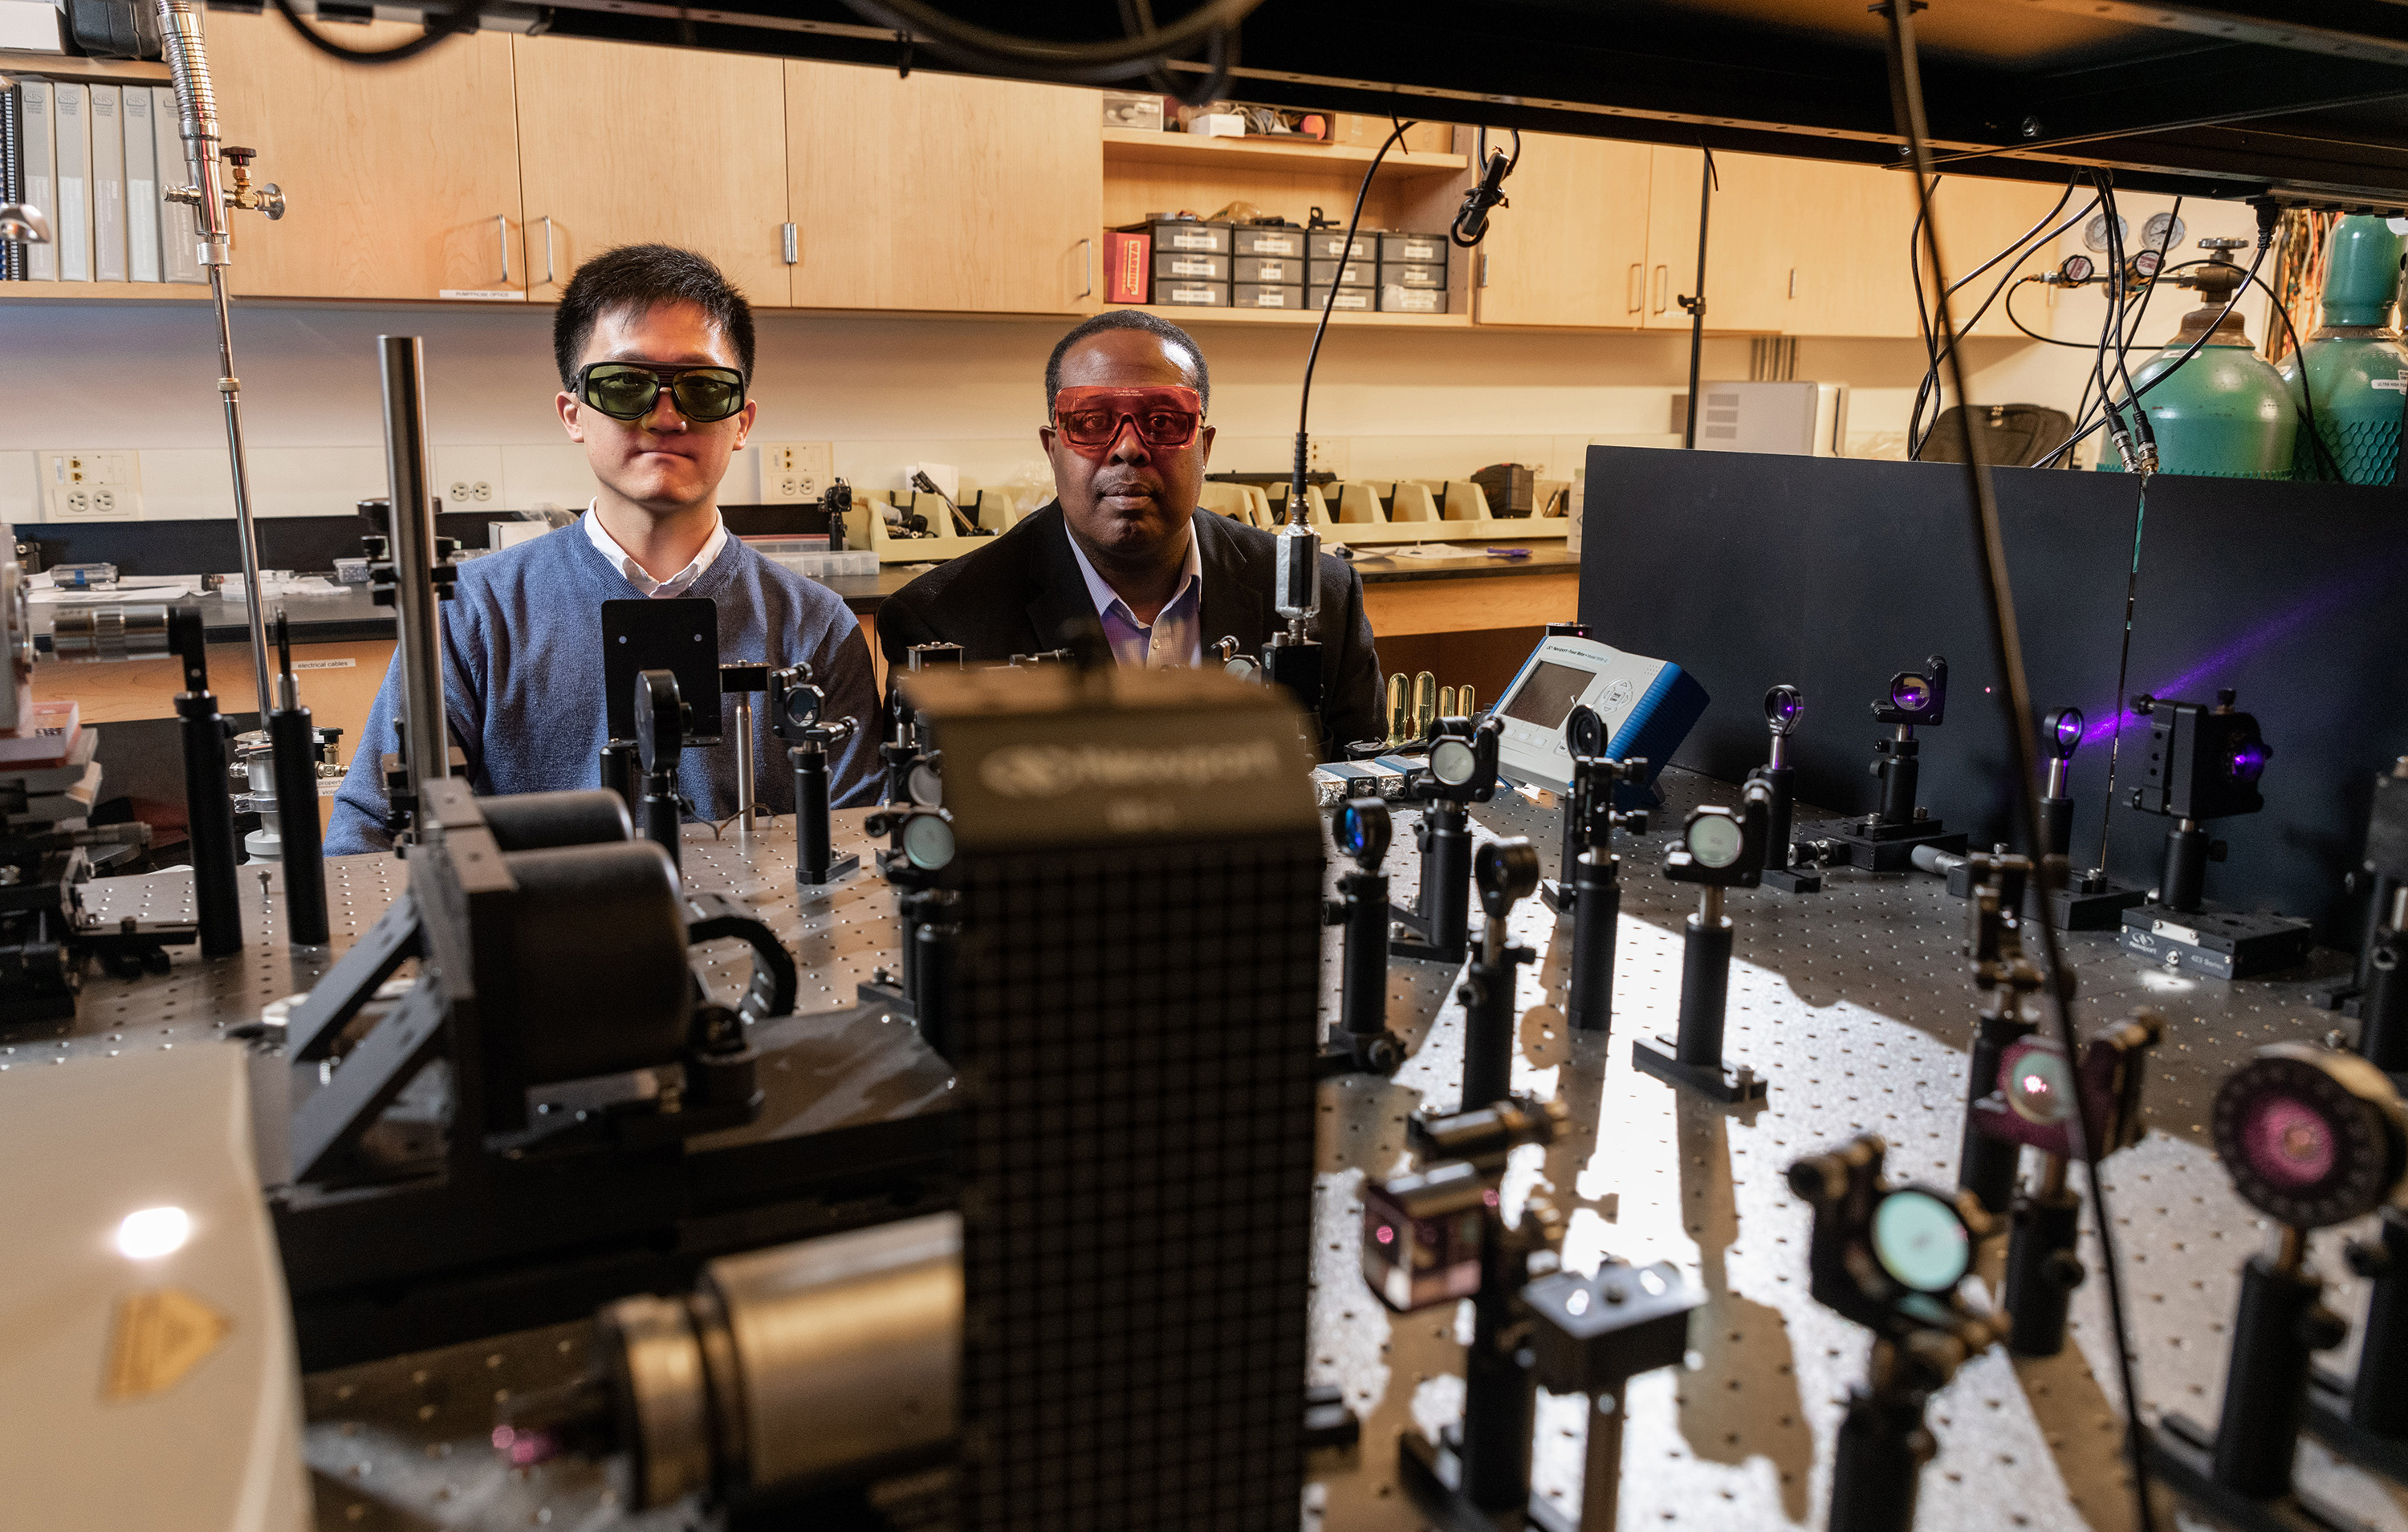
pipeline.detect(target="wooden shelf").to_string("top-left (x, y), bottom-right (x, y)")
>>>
top-left (0, 51), bottom-right (170, 83)
top-left (1102, 127), bottom-right (1466, 177)
top-left (0, 279), bottom-right (210, 303)
top-left (1116, 302), bottom-right (1470, 330)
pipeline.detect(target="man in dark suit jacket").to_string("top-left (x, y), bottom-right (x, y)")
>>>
top-left (876, 311), bottom-right (1385, 758)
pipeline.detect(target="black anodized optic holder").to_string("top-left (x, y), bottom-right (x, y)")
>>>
top-left (1754, 684), bottom-right (1822, 895)
top-left (1317, 798), bottom-right (1409, 1079)
top-left (1391, 718), bottom-right (1503, 966)
top-left (1786, 656), bottom-right (1967, 875)
top-left (1633, 778), bottom-right (1772, 1104)
top-left (2116, 690), bottom-right (2313, 979)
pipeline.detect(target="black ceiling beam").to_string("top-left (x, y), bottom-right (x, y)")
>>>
top-left (2011, 0), bottom-right (2408, 67)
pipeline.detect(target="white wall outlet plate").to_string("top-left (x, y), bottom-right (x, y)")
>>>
top-left (759, 441), bottom-right (834, 504)
top-left (40, 451), bottom-right (142, 520)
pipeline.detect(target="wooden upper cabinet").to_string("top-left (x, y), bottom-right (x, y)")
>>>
top-left (513, 37), bottom-right (790, 303)
top-left (786, 63), bottom-right (1100, 314)
top-left (1470, 132), bottom-right (1652, 328)
top-left (209, 13), bottom-right (524, 300)
top-left (1642, 149), bottom-right (1865, 335)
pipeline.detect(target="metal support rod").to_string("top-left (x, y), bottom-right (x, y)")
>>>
top-left (378, 336), bottom-right (449, 803)
top-left (2004, 1183), bottom-right (2084, 1355)
top-left (156, 0), bottom-right (271, 721)
top-left (1673, 900), bottom-right (1732, 1070)
top-left (1828, 1366), bottom-right (1928, 1532)
top-left (794, 744), bottom-right (835, 884)
top-left (2162, 819), bottom-right (2208, 912)
top-left (178, 688), bottom-right (242, 957)
top-left (733, 693), bottom-right (756, 832)
top-left (1680, 152), bottom-right (1712, 451)
top-left (269, 691), bottom-right (328, 946)
top-left (1461, 917), bottom-right (1527, 1108)
top-left (1336, 868), bottom-right (1390, 1041)
top-left (1566, 851), bottom-right (1620, 1034)
top-left (1578, 1392), bottom-right (1626, 1532)
top-left (2211, 1250), bottom-right (2331, 1498)
top-left (1462, 1209), bottom-right (1533, 1512)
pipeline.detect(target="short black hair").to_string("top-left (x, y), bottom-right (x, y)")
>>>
top-left (552, 244), bottom-right (756, 391)
top-left (1043, 310), bottom-right (1210, 414)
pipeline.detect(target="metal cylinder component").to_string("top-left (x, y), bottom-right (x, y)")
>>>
top-left (599, 1214), bottom-right (962, 1510)
top-left (178, 689), bottom-right (242, 957)
top-left (2044, 755), bottom-right (2071, 800)
top-left (1418, 801), bottom-right (1473, 958)
top-left (794, 745), bottom-right (836, 885)
top-left (599, 740), bottom-right (637, 809)
top-left (378, 337), bottom-right (449, 809)
top-left (500, 840), bottom-right (692, 1083)
top-left (1462, 937), bottom-right (1519, 1110)
top-left (1910, 843), bottom-right (1966, 879)
top-left (1674, 913), bottom-right (1734, 1069)
top-left (1566, 851), bottom-right (1619, 1034)
top-left (2211, 1254), bottom-right (2333, 1498)
top-left (913, 897), bottom-right (959, 1064)
top-left (1271, 520), bottom-right (1320, 620)
top-left (269, 704), bottom-right (328, 946)
top-left (1759, 763), bottom-right (1794, 874)
top-left (50, 603), bottom-right (170, 664)
top-left (2349, 1209), bottom-right (2408, 1437)
top-left (1877, 732), bottom-right (1920, 826)
top-left (2162, 820), bottom-right (2209, 911)
top-left (2363, 928), bottom-right (2408, 1072)
top-left (478, 789), bottom-right (633, 852)
top-left (1337, 868), bottom-right (1390, 1040)
top-left (2003, 1186), bottom-right (2083, 1355)
top-left (1579, 1392), bottom-right (1626, 1532)
top-left (2037, 793), bottom-right (2072, 859)
top-left (733, 693), bottom-right (756, 833)
top-left (1827, 1381), bottom-right (1928, 1532)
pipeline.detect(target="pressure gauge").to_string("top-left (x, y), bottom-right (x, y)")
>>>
top-left (1764, 685), bottom-right (1804, 736)
top-left (2141, 211), bottom-right (2186, 252)
top-left (2083, 212), bottom-right (2129, 254)
top-left (1430, 737), bottom-right (1479, 787)
top-left (2047, 706), bottom-right (2083, 760)
top-left (2213, 1044), bottom-right (2408, 1230)
top-left (1333, 797), bottom-right (1391, 870)
top-left (1870, 1189), bottom-right (1973, 1294)
top-left (1686, 808), bottom-right (1744, 870)
top-left (900, 812), bottom-right (955, 872)
top-left (2058, 254), bottom-right (2095, 284)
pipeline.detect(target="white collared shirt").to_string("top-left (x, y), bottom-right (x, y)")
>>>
top-left (1064, 523), bottom-right (1204, 668)
top-left (583, 499), bottom-right (728, 598)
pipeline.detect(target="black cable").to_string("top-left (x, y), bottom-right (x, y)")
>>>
top-left (2104, 186), bottom-right (2161, 459)
top-left (1291, 118), bottom-right (1414, 522)
top-left (2037, 236), bottom-right (2274, 468)
top-left (1876, 10), bottom-right (2158, 1530)
top-left (270, 0), bottom-right (480, 63)
top-left (1908, 176), bottom-right (2079, 452)
top-left (2001, 280), bottom-right (2104, 347)
top-left (1907, 189), bottom-right (2096, 457)
top-left (837, 0), bottom-right (1267, 83)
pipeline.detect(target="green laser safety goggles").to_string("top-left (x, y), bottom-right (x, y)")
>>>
top-left (574, 361), bottom-right (749, 424)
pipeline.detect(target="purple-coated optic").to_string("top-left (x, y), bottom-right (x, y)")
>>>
top-left (2241, 1093), bottom-right (2337, 1189)
top-left (2228, 739), bottom-right (2268, 785)
top-left (1764, 685), bottom-right (1804, 735)
top-left (2046, 706), bottom-right (2083, 759)
top-left (1889, 675), bottom-right (1934, 713)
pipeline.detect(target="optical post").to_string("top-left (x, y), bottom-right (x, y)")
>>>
top-left (2149, 1044), bottom-right (2407, 1532)
top-left (1550, 707), bottom-right (1649, 1037)
top-left (1791, 1136), bottom-right (2002, 1532)
top-left (1633, 776), bottom-right (1773, 1103)
top-left (1318, 798), bottom-right (1407, 1079)
top-left (1390, 717), bottom-right (1505, 965)
top-left (1791, 657), bottom-right (1967, 875)
top-left (771, 663), bottom-right (862, 892)
top-left (1459, 838), bottom-right (1540, 1109)
top-left (1755, 685), bottom-right (1821, 894)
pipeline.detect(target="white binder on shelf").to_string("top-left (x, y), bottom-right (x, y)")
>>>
top-left (123, 84), bottom-right (157, 282)
top-left (20, 77), bottom-right (55, 281)
top-left (52, 82), bottom-right (88, 282)
top-left (152, 86), bottom-right (201, 284)
top-left (89, 84), bottom-right (124, 283)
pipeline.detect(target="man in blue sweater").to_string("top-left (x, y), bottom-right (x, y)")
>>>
top-left (327, 245), bottom-right (881, 855)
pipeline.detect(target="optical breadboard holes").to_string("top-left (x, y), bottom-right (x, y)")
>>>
top-left (39, 449), bottom-right (142, 520)
top-left (759, 442), bottom-right (834, 504)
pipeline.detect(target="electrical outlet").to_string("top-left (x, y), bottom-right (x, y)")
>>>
top-left (759, 442), bottom-right (834, 504)
top-left (472, 481), bottom-right (493, 502)
top-left (40, 450), bottom-right (142, 520)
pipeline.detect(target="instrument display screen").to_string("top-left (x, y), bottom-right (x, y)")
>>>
top-left (1501, 661), bottom-right (1596, 732)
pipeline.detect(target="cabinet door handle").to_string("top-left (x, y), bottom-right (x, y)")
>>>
top-left (782, 222), bottom-right (798, 266)
top-left (539, 215), bottom-right (555, 286)
top-left (1078, 236), bottom-right (1093, 299)
top-left (1652, 264), bottom-right (1668, 314)
top-left (1627, 262), bottom-right (1643, 313)
top-left (1788, 266), bottom-right (1797, 299)
top-left (496, 214), bottom-right (510, 285)
top-left (1477, 252), bottom-right (1490, 289)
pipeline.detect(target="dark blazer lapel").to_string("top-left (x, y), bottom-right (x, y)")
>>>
top-left (1023, 504), bottom-right (1097, 653)
top-left (1194, 510), bottom-right (1268, 650)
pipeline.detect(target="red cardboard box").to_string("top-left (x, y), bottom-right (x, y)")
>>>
top-left (1106, 231), bottom-right (1151, 304)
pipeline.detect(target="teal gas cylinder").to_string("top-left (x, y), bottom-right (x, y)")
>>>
top-left (2120, 246), bottom-right (2296, 478)
top-left (2279, 213), bottom-right (2408, 484)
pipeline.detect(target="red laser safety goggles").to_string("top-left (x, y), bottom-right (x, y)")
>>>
top-left (1047, 386), bottom-right (1205, 458)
